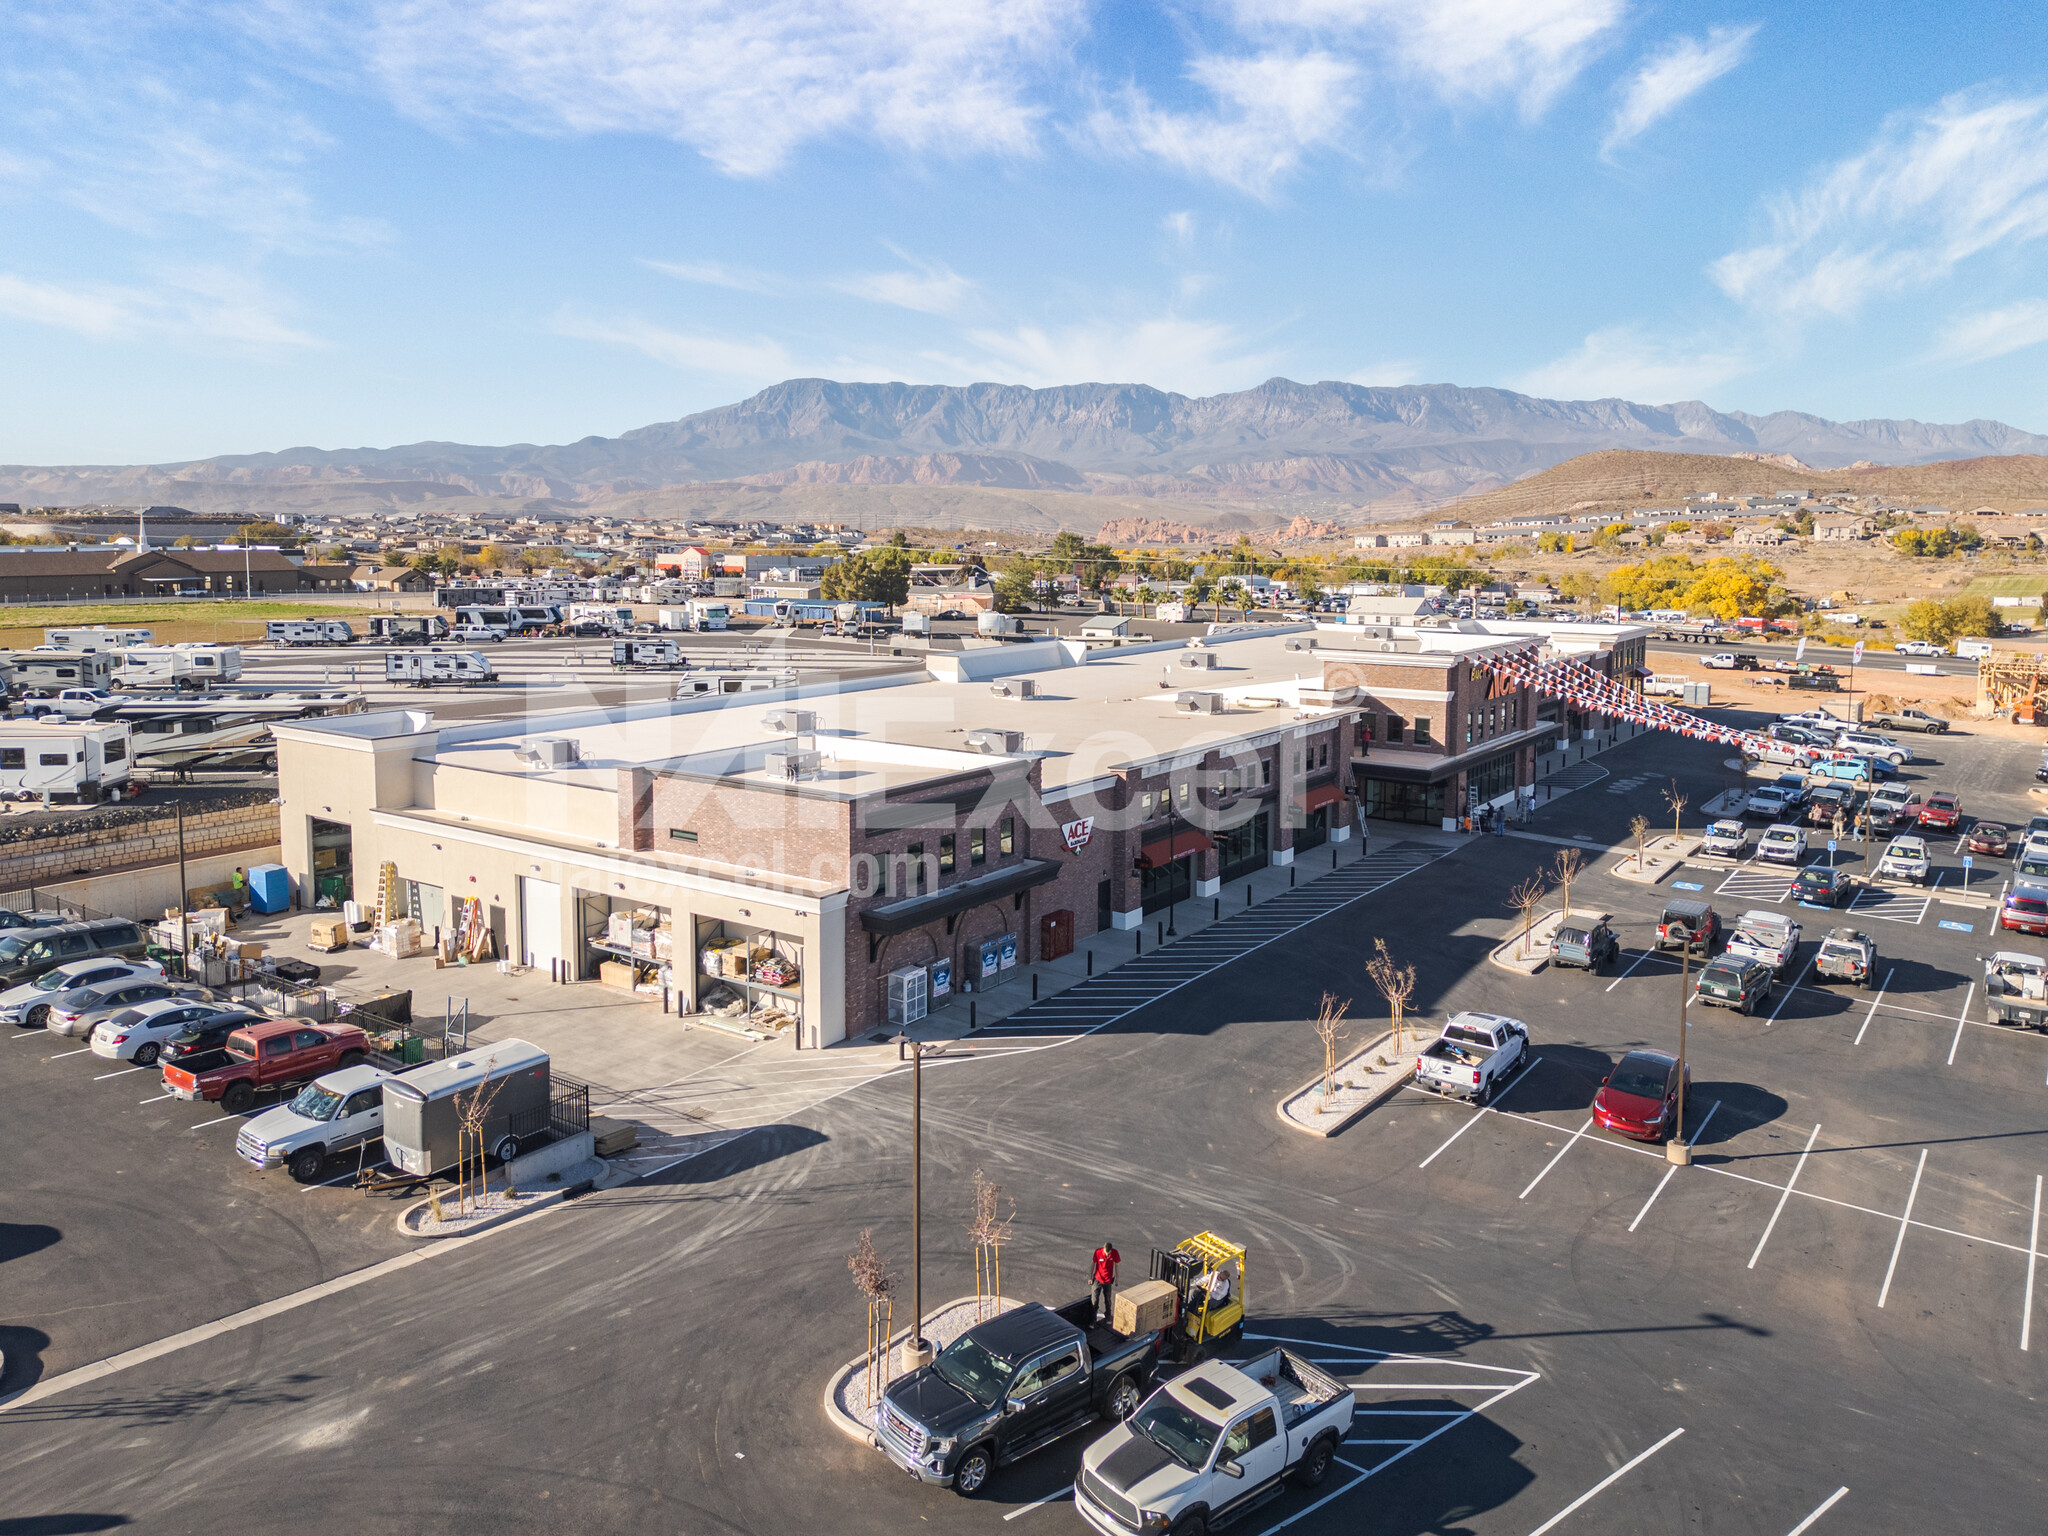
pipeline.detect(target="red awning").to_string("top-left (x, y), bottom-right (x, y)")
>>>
top-left (1302, 781), bottom-right (1345, 813)
top-left (1136, 830), bottom-right (1213, 868)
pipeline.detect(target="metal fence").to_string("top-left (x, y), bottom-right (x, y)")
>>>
top-left (507, 1081), bottom-right (590, 1146)
top-left (0, 889), bottom-right (119, 924)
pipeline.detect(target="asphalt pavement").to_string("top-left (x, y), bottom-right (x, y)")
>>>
top-left (4, 714), bottom-right (2045, 1534)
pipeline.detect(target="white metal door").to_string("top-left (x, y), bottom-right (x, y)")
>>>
top-left (520, 877), bottom-right (563, 972)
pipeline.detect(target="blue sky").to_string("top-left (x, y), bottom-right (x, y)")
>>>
top-left (6, 1), bottom-right (2048, 463)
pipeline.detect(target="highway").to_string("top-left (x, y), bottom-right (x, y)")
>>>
top-left (1647, 634), bottom-right (1982, 678)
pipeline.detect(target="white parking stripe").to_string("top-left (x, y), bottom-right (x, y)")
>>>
top-left (1415, 1056), bottom-right (1542, 1169)
top-left (92, 1065), bottom-right (144, 1079)
top-left (2022, 1176), bottom-right (2042, 1353)
top-left (1877, 1148), bottom-right (1929, 1308)
top-left (1945, 983), bottom-right (1977, 1066)
top-left (1784, 1487), bottom-right (1850, 1535)
top-left (1853, 968), bottom-right (1894, 1045)
top-left (1628, 1101), bottom-right (1719, 1233)
top-left (1764, 958), bottom-right (1815, 1026)
top-left (1749, 1123), bottom-right (1822, 1269)
top-left (46, 1046), bottom-right (92, 1058)
top-left (1001, 1484), bottom-right (1073, 1521)
top-left (137, 1093), bottom-right (171, 1104)
top-left (1604, 951), bottom-right (1653, 992)
top-left (1521, 1427), bottom-right (1686, 1536)
top-left (1519, 1118), bottom-right (1594, 1200)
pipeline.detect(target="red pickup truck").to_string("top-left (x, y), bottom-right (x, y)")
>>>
top-left (162, 1018), bottom-right (369, 1116)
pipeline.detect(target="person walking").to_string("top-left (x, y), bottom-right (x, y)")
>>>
top-left (1091, 1240), bottom-right (1121, 1322)
top-left (230, 866), bottom-right (246, 918)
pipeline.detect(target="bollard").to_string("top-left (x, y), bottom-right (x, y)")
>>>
top-left (1332, 847), bottom-right (1338, 869)
top-left (1246, 885), bottom-right (1252, 908)
top-left (663, 987), bottom-right (670, 1015)
top-left (1087, 950), bottom-right (1093, 975)
top-left (1290, 866), bottom-right (1296, 887)
top-left (1157, 920), bottom-right (1163, 945)
top-left (1214, 897), bottom-right (1219, 920)
top-left (1136, 931), bottom-right (1142, 955)
top-left (970, 1000), bottom-right (977, 1030)
top-left (1032, 973), bottom-right (1039, 1000)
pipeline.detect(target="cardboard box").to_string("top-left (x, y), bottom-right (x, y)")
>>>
top-left (1113, 1280), bottom-right (1178, 1337)
top-left (598, 959), bottom-right (638, 990)
top-left (308, 916), bottom-right (350, 952)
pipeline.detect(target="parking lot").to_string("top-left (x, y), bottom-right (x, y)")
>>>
top-left (2, 709), bottom-right (2042, 1534)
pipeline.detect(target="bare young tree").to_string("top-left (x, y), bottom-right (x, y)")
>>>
top-left (1629, 814), bottom-right (1652, 872)
top-left (1506, 872), bottom-right (1548, 958)
top-left (1311, 992), bottom-right (1352, 1104)
top-left (967, 1169), bottom-right (1016, 1322)
top-left (1552, 847), bottom-right (1585, 921)
top-left (450, 1057), bottom-right (508, 1218)
top-left (1663, 779), bottom-right (1689, 842)
top-left (849, 1228), bottom-right (895, 1414)
top-left (1365, 940), bottom-right (1417, 1050)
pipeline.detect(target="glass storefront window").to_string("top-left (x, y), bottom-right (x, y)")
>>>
top-left (1362, 777), bottom-right (1445, 824)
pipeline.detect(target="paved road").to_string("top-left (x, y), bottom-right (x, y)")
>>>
top-left (4, 721), bottom-right (2043, 1534)
top-left (1648, 635), bottom-right (1983, 678)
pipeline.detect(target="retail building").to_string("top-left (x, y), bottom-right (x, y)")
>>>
top-left (274, 619), bottom-right (1644, 1044)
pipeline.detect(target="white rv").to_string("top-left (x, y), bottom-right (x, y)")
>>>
top-left (568, 604), bottom-right (634, 631)
top-left (0, 720), bottom-right (132, 800)
top-left (657, 600), bottom-right (728, 632)
top-left (113, 645), bottom-right (243, 689)
top-left (43, 627), bottom-right (153, 653)
top-left (386, 650), bottom-right (496, 686)
top-left (265, 619), bottom-right (356, 646)
top-left (612, 638), bottom-right (683, 668)
top-left (10, 650), bottom-right (118, 692)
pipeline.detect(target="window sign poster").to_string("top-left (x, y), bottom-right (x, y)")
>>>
top-left (928, 956), bottom-right (952, 1000)
top-left (999, 932), bottom-right (1018, 970)
top-left (979, 938), bottom-right (1002, 980)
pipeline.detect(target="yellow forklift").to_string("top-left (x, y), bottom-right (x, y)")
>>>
top-left (1149, 1231), bottom-right (1247, 1363)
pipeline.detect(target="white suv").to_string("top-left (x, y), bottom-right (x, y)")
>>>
top-left (1758, 823), bottom-right (1809, 864)
top-left (1878, 836), bottom-right (1931, 883)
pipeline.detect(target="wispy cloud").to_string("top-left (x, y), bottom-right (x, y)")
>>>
top-left (1230, 0), bottom-right (1629, 119)
top-left (952, 314), bottom-right (1281, 394)
top-left (552, 310), bottom-right (797, 377)
top-left (1603, 24), bottom-right (1757, 157)
top-left (0, 268), bottom-right (320, 348)
top-left (359, 0), bottom-right (1085, 178)
top-left (1713, 91), bottom-right (2048, 319)
top-left (832, 254), bottom-right (974, 315)
top-left (1513, 323), bottom-right (1753, 401)
top-left (1163, 210), bottom-right (1196, 245)
top-left (1087, 51), bottom-right (1359, 198)
top-left (1931, 299), bottom-right (2048, 365)
top-left (640, 259), bottom-right (780, 294)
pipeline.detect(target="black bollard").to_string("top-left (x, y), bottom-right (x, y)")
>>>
top-left (1290, 866), bottom-right (1296, 887)
top-left (1087, 950), bottom-right (1093, 975)
top-left (1214, 897), bottom-right (1220, 919)
top-left (1032, 973), bottom-right (1039, 1000)
top-left (1136, 931), bottom-right (1142, 955)
top-left (1332, 847), bottom-right (1338, 869)
top-left (970, 1000), bottom-right (977, 1030)
top-left (1246, 885), bottom-right (1252, 907)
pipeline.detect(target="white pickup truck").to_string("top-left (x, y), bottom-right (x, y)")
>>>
top-left (1723, 910), bottom-right (1801, 976)
top-left (1414, 1010), bottom-right (1530, 1105)
top-left (1076, 1350), bottom-right (1353, 1536)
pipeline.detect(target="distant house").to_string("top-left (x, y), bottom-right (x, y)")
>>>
top-left (353, 563), bottom-right (434, 592)
top-left (1733, 526), bottom-right (1789, 547)
top-left (1812, 516), bottom-right (1871, 543)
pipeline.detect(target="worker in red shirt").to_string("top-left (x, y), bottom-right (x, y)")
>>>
top-left (1091, 1240), bottom-right (1120, 1322)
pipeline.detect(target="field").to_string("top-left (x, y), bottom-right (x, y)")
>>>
top-left (0, 596), bottom-right (405, 649)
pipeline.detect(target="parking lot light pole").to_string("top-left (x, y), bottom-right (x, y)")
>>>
top-left (1668, 942), bottom-right (1692, 1166)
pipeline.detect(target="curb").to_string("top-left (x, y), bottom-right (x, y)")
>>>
top-left (822, 1294), bottom-right (1005, 1446)
top-left (394, 1156), bottom-right (608, 1238)
top-left (1275, 1030), bottom-right (1411, 1138)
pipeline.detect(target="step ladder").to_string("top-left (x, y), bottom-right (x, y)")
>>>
top-left (373, 861), bottom-right (400, 928)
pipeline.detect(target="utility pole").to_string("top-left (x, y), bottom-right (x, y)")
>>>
top-left (176, 799), bottom-right (190, 978)
top-left (1668, 941), bottom-right (1692, 1166)
top-left (902, 1038), bottom-right (931, 1372)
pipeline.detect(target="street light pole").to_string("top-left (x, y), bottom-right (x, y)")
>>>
top-left (1668, 940), bottom-right (1692, 1165)
top-left (903, 1038), bottom-right (930, 1373)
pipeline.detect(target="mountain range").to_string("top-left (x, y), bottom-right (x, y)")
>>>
top-left (7, 378), bottom-right (2047, 516)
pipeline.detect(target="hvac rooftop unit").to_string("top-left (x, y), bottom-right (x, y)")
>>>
top-left (1283, 636), bottom-right (1318, 652)
top-left (1176, 691), bottom-right (1226, 714)
top-left (513, 736), bottom-right (580, 769)
top-left (965, 728), bottom-right (1024, 754)
top-left (1179, 650), bottom-right (1217, 670)
top-left (765, 748), bottom-right (822, 782)
top-left (761, 709), bottom-right (817, 735)
top-left (989, 677), bottom-right (1037, 699)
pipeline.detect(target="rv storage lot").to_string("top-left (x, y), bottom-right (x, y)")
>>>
top-left (2, 722), bottom-right (2045, 1534)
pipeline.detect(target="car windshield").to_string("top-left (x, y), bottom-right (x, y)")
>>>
top-left (2011, 899), bottom-right (2048, 915)
top-left (1556, 929), bottom-right (1589, 946)
top-left (32, 969), bottom-right (81, 991)
top-left (289, 1084), bottom-right (345, 1121)
top-left (0, 936), bottom-right (30, 961)
top-left (108, 1008), bottom-right (149, 1027)
top-left (1129, 1393), bottom-right (1222, 1471)
top-left (1609, 1057), bottom-right (1672, 1098)
top-left (2024, 860), bottom-right (2048, 878)
top-left (1700, 964), bottom-right (1741, 986)
top-left (1796, 870), bottom-right (1829, 886)
top-left (54, 988), bottom-right (99, 1008)
top-left (931, 1335), bottom-right (1016, 1408)
top-left (1976, 825), bottom-right (2007, 838)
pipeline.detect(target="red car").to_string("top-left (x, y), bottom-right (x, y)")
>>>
top-left (2001, 891), bottom-right (2048, 936)
top-left (1592, 1049), bottom-right (1693, 1143)
top-left (1967, 822), bottom-right (2012, 857)
top-left (1918, 794), bottom-right (1962, 831)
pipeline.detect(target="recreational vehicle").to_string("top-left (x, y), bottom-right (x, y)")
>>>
top-left (367, 614), bottom-right (449, 645)
top-left (569, 604), bottom-right (634, 631)
top-left (0, 720), bottom-right (131, 800)
top-left (265, 619), bottom-right (356, 646)
top-left (385, 650), bottom-right (497, 687)
top-left (10, 650), bottom-right (117, 692)
top-left (612, 638), bottom-right (683, 669)
top-left (113, 645), bottom-right (243, 690)
top-left (42, 627), bottom-right (153, 653)
top-left (108, 692), bottom-right (363, 772)
top-left (659, 601), bottom-right (728, 632)
top-left (452, 606), bottom-right (515, 638)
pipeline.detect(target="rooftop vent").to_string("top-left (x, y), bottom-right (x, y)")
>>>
top-left (512, 736), bottom-right (579, 769)
top-left (765, 748), bottom-right (822, 782)
top-left (1283, 636), bottom-right (1318, 652)
top-left (1179, 650), bottom-right (1217, 670)
top-left (1175, 691), bottom-right (1226, 714)
top-left (965, 728), bottom-right (1025, 754)
top-left (761, 709), bottom-right (817, 735)
top-left (990, 677), bottom-right (1037, 699)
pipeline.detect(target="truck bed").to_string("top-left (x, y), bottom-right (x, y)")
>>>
top-left (1051, 1299), bottom-right (1156, 1362)
top-left (1233, 1348), bottom-right (1348, 1428)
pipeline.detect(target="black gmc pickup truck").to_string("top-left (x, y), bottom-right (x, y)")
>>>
top-left (874, 1300), bottom-right (1164, 1497)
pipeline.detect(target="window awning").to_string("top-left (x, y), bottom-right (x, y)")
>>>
top-left (858, 858), bottom-right (1063, 936)
top-left (1136, 829), bottom-right (1212, 868)
top-left (1301, 781), bottom-right (1345, 813)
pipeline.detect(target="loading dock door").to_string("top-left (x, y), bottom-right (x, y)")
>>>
top-left (520, 877), bottom-right (563, 973)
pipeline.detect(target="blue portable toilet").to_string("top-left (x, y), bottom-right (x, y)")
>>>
top-left (246, 863), bottom-right (292, 914)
